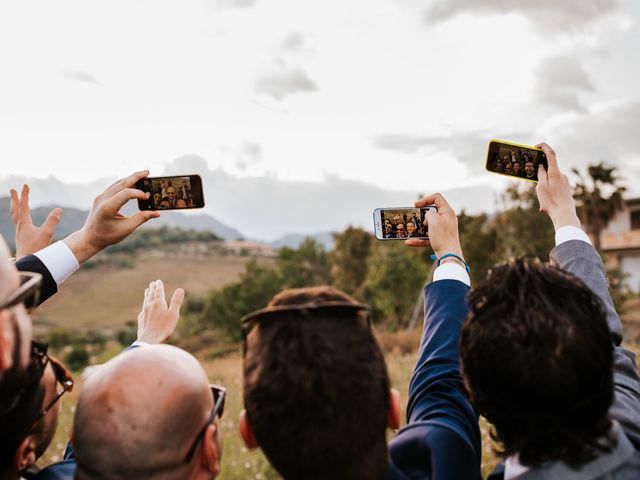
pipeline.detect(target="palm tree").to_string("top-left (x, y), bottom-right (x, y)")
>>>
top-left (572, 162), bottom-right (626, 252)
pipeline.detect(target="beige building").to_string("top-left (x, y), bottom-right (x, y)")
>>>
top-left (601, 197), bottom-right (640, 292)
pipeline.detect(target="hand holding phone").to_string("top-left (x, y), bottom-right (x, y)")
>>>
top-left (486, 140), bottom-right (547, 182)
top-left (405, 193), bottom-right (463, 262)
top-left (135, 175), bottom-right (205, 210)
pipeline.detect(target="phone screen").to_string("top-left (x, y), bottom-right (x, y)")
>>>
top-left (135, 175), bottom-right (205, 210)
top-left (486, 141), bottom-right (547, 182)
top-left (375, 207), bottom-right (430, 240)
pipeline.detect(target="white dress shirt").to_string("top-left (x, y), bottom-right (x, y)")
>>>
top-left (33, 240), bottom-right (80, 286)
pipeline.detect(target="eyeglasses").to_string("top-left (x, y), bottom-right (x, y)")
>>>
top-left (0, 271), bottom-right (42, 311)
top-left (0, 341), bottom-right (73, 428)
top-left (183, 384), bottom-right (226, 463)
top-left (240, 301), bottom-right (370, 340)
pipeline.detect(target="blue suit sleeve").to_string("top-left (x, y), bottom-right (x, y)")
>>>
top-left (15, 254), bottom-right (58, 305)
top-left (389, 280), bottom-right (481, 480)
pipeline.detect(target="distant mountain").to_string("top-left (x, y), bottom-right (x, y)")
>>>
top-left (0, 197), bottom-right (243, 250)
top-left (270, 232), bottom-right (335, 250)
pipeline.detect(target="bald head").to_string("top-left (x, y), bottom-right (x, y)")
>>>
top-left (74, 345), bottom-right (215, 480)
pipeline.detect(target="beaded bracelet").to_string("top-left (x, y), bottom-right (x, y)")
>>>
top-left (430, 253), bottom-right (471, 272)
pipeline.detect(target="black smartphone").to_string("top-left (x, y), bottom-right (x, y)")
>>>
top-left (486, 140), bottom-right (547, 182)
top-left (135, 175), bottom-right (205, 210)
top-left (373, 206), bottom-right (433, 240)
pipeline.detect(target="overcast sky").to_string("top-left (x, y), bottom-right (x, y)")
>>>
top-left (0, 0), bottom-right (638, 240)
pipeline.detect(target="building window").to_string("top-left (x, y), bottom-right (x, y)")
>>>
top-left (631, 210), bottom-right (640, 230)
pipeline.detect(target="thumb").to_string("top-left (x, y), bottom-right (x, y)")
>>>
top-left (42, 208), bottom-right (62, 233)
top-left (127, 210), bottom-right (160, 231)
top-left (169, 288), bottom-right (185, 315)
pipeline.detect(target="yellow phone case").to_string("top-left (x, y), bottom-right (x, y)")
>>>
top-left (485, 139), bottom-right (544, 183)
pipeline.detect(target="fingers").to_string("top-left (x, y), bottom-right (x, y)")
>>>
top-left (415, 193), bottom-right (453, 215)
top-left (155, 279), bottom-right (167, 307)
top-left (535, 143), bottom-right (559, 176)
top-left (9, 189), bottom-right (18, 226)
top-left (104, 170), bottom-right (150, 198)
top-left (42, 208), bottom-right (62, 234)
top-left (143, 287), bottom-right (150, 308)
top-left (405, 238), bottom-right (431, 248)
top-left (19, 184), bottom-right (33, 225)
top-left (169, 288), bottom-right (185, 315)
top-left (105, 188), bottom-right (150, 212)
top-left (124, 210), bottom-right (160, 232)
top-left (148, 281), bottom-right (157, 303)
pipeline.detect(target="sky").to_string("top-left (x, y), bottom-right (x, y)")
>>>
top-left (0, 0), bottom-right (639, 240)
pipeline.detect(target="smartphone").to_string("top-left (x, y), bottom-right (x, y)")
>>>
top-left (373, 206), bottom-right (434, 240)
top-left (135, 175), bottom-right (205, 210)
top-left (485, 140), bottom-right (547, 182)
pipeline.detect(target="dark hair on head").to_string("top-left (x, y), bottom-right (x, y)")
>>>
top-left (460, 257), bottom-right (614, 468)
top-left (0, 319), bottom-right (46, 472)
top-left (243, 286), bottom-right (391, 480)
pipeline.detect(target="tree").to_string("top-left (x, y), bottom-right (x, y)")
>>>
top-left (202, 259), bottom-right (283, 340)
top-left (572, 162), bottom-right (626, 252)
top-left (277, 238), bottom-right (333, 288)
top-left (331, 226), bottom-right (373, 296)
top-left (362, 242), bottom-right (429, 329)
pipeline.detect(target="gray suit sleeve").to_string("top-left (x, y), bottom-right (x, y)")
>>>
top-left (550, 240), bottom-right (640, 448)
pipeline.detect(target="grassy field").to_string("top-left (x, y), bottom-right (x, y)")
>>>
top-left (31, 253), bottom-right (253, 332)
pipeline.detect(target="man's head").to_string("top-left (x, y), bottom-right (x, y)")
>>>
top-left (525, 161), bottom-right (535, 178)
top-left (406, 222), bottom-right (416, 236)
top-left (74, 345), bottom-right (222, 480)
top-left (460, 258), bottom-right (614, 467)
top-left (166, 187), bottom-right (176, 202)
top-left (395, 223), bottom-right (406, 237)
top-left (513, 162), bottom-right (521, 174)
top-left (392, 214), bottom-right (400, 225)
top-left (153, 192), bottom-right (162, 205)
top-left (0, 342), bottom-right (70, 477)
top-left (504, 162), bottom-right (513, 174)
top-left (240, 286), bottom-right (400, 480)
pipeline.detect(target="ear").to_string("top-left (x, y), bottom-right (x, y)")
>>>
top-left (201, 423), bottom-right (221, 477)
top-left (0, 310), bottom-right (14, 370)
top-left (387, 388), bottom-right (401, 431)
top-left (239, 409), bottom-right (259, 450)
top-left (14, 436), bottom-right (37, 472)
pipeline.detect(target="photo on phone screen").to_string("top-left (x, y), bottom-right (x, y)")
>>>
top-left (135, 175), bottom-right (205, 210)
top-left (486, 140), bottom-right (547, 182)
top-left (373, 207), bottom-right (432, 240)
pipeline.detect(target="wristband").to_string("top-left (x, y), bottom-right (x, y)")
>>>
top-left (430, 253), bottom-right (471, 272)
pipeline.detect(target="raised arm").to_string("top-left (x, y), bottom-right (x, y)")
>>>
top-left (11, 171), bottom-right (160, 306)
top-left (536, 143), bottom-right (640, 449)
top-left (389, 193), bottom-right (481, 479)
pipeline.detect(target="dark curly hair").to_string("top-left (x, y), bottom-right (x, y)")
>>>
top-left (460, 257), bottom-right (615, 468)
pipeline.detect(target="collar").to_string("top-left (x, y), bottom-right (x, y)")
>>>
top-left (504, 454), bottom-right (529, 479)
top-left (507, 422), bottom-right (635, 480)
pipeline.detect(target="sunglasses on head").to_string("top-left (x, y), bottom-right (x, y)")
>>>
top-left (183, 384), bottom-right (226, 463)
top-left (0, 271), bottom-right (42, 312)
top-left (239, 301), bottom-right (370, 340)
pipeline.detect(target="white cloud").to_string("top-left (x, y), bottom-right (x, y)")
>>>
top-left (63, 68), bottom-right (101, 86)
top-left (533, 55), bottom-right (595, 111)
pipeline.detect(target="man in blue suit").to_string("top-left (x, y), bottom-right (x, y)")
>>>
top-left (239, 191), bottom-right (482, 479)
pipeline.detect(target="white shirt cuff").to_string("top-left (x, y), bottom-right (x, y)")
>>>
top-left (433, 262), bottom-right (471, 287)
top-left (131, 341), bottom-right (149, 348)
top-left (33, 241), bottom-right (80, 286)
top-left (555, 226), bottom-right (592, 247)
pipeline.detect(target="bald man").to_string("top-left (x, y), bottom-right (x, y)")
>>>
top-left (73, 345), bottom-right (222, 480)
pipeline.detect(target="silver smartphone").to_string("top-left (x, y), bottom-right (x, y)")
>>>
top-left (372, 206), bottom-right (434, 240)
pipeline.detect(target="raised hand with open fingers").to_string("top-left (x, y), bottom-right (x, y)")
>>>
top-left (10, 184), bottom-right (62, 259)
top-left (63, 170), bottom-right (160, 263)
top-left (137, 279), bottom-right (185, 344)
